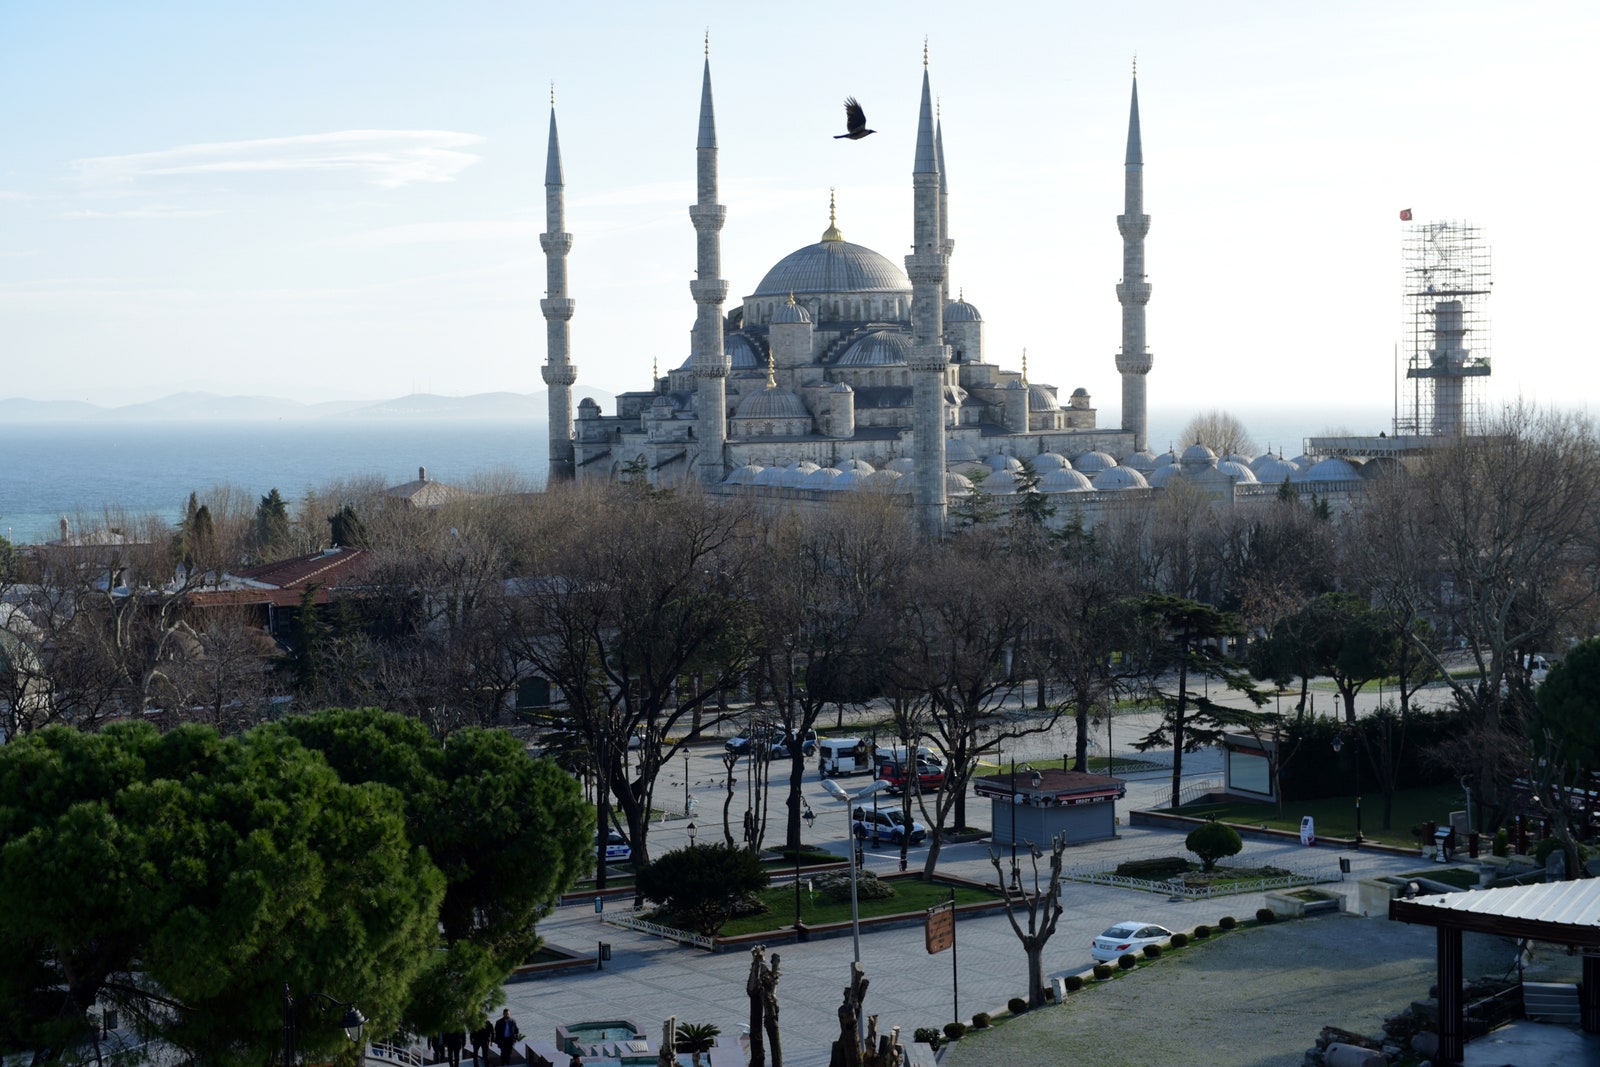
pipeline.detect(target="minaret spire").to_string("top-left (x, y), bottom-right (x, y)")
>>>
top-left (540, 95), bottom-right (577, 482)
top-left (935, 97), bottom-right (953, 307)
top-left (907, 47), bottom-right (950, 538)
top-left (1115, 65), bottom-right (1153, 451)
top-left (689, 42), bottom-right (730, 484)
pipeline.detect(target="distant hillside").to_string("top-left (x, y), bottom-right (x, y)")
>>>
top-left (0, 388), bottom-right (615, 422)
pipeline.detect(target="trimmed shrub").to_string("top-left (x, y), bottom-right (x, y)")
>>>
top-left (913, 1028), bottom-right (943, 1049)
top-left (1186, 821), bottom-right (1244, 872)
top-left (970, 1012), bottom-right (991, 1029)
top-left (1493, 828), bottom-right (1510, 857)
top-left (1117, 953), bottom-right (1138, 970)
top-left (1143, 943), bottom-right (1163, 959)
top-left (943, 1022), bottom-right (966, 1041)
top-left (1255, 907), bottom-right (1277, 923)
top-left (1114, 856), bottom-right (1190, 879)
top-left (815, 868), bottom-right (896, 903)
top-left (1063, 974), bottom-right (1085, 992)
top-left (1219, 915), bottom-right (1238, 929)
top-left (1193, 924), bottom-right (1212, 939)
top-left (1170, 932), bottom-right (1190, 947)
top-left (1092, 963), bottom-right (1114, 980)
top-left (1007, 997), bottom-right (1028, 1015)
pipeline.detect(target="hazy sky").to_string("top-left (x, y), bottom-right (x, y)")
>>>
top-left (2, 1), bottom-right (1595, 421)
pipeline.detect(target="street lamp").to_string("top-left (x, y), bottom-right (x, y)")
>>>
top-left (1010, 764), bottom-right (1036, 890)
top-left (687, 821), bottom-right (697, 846)
top-left (821, 778), bottom-right (890, 964)
top-left (1331, 734), bottom-right (1362, 847)
top-left (795, 805), bottom-right (816, 938)
top-left (282, 984), bottom-right (365, 1067)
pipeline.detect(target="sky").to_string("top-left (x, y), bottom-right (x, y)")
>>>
top-left (2, 1), bottom-right (1596, 424)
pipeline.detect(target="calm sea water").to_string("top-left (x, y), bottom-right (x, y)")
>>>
top-left (0, 419), bottom-right (550, 545)
top-left (0, 405), bottom-right (1390, 546)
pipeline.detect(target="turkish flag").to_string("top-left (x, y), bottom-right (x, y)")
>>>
top-left (1399, 208), bottom-right (1413, 221)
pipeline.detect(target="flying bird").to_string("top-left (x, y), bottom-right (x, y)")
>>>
top-left (834, 97), bottom-right (875, 140)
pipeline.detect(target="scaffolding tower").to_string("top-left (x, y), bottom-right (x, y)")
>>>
top-left (1396, 220), bottom-right (1492, 437)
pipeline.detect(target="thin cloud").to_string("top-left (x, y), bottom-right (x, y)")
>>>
top-left (317, 219), bottom-right (539, 248)
top-left (59, 206), bottom-right (223, 220)
top-left (72, 130), bottom-right (484, 189)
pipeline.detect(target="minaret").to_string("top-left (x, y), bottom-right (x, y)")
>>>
top-left (1115, 62), bottom-right (1153, 451)
top-left (689, 36), bottom-right (730, 485)
top-left (906, 44), bottom-right (950, 539)
top-left (936, 100), bottom-right (953, 308)
top-left (540, 87), bottom-right (578, 482)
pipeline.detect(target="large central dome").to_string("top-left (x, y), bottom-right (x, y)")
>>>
top-left (751, 239), bottom-right (911, 298)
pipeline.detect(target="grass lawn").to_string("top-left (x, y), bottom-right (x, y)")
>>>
top-left (1170, 782), bottom-right (1464, 849)
top-left (713, 878), bottom-right (999, 938)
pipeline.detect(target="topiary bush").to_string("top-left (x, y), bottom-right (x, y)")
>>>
top-left (1193, 924), bottom-right (1212, 939)
top-left (814, 868), bottom-right (897, 903)
top-left (913, 1027), bottom-right (943, 1049)
top-left (1143, 943), bottom-right (1163, 959)
top-left (1007, 997), bottom-right (1028, 1015)
top-left (1219, 915), bottom-right (1238, 930)
top-left (943, 1022), bottom-right (966, 1041)
top-left (1117, 953), bottom-right (1138, 970)
top-left (1255, 907), bottom-right (1277, 923)
top-left (970, 1012), bottom-right (991, 1029)
top-left (1114, 856), bottom-right (1191, 879)
top-left (1170, 932), bottom-right (1190, 948)
top-left (1186, 821), bottom-right (1245, 872)
top-left (1093, 963), bottom-right (1114, 980)
top-left (1493, 828), bottom-right (1510, 857)
top-left (1063, 974), bottom-right (1085, 992)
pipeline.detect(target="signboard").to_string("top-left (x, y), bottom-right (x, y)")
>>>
top-left (925, 901), bottom-right (954, 954)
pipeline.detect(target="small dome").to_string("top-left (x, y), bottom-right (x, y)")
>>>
top-left (1153, 449), bottom-right (1179, 468)
top-left (1361, 456), bottom-right (1403, 480)
top-left (1071, 387), bottom-right (1089, 397)
top-left (771, 297), bottom-right (812, 324)
top-left (1038, 468), bottom-right (1095, 493)
top-left (831, 381), bottom-right (854, 393)
top-left (1215, 460), bottom-right (1259, 483)
top-left (778, 462), bottom-right (821, 488)
top-left (1252, 456), bottom-right (1298, 483)
top-left (987, 453), bottom-right (1023, 472)
top-left (753, 465), bottom-right (787, 486)
top-left (945, 438), bottom-right (980, 464)
top-left (1298, 457), bottom-right (1362, 482)
top-left (803, 467), bottom-right (843, 489)
top-left (1181, 443), bottom-right (1218, 468)
top-left (1033, 452), bottom-right (1070, 472)
top-left (834, 469), bottom-right (869, 490)
top-left (735, 387), bottom-right (809, 421)
top-left (1120, 449), bottom-right (1159, 473)
top-left (1073, 450), bottom-right (1117, 474)
top-left (836, 329), bottom-right (911, 367)
top-left (1146, 464), bottom-right (1182, 487)
top-left (725, 464), bottom-right (765, 486)
top-left (1291, 454), bottom-right (1317, 470)
top-left (1027, 384), bottom-right (1060, 411)
top-left (1093, 467), bottom-right (1150, 490)
top-left (725, 333), bottom-right (762, 370)
top-left (1224, 453), bottom-right (1255, 466)
top-left (839, 457), bottom-right (875, 473)
top-left (944, 299), bottom-right (983, 323)
top-left (651, 395), bottom-right (673, 410)
top-left (868, 468), bottom-right (903, 487)
top-left (946, 472), bottom-right (975, 495)
top-left (978, 469), bottom-right (1021, 494)
top-left (886, 456), bottom-right (916, 473)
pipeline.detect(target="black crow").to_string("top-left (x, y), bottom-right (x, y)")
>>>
top-left (834, 97), bottom-right (875, 140)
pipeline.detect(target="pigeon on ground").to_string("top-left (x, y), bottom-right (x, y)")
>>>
top-left (834, 97), bottom-right (875, 140)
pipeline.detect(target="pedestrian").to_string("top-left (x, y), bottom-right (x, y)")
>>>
top-left (494, 1009), bottom-right (521, 1065)
top-left (470, 1016), bottom-right (491, 1065)
top-left (430, 1033), bottom-right (446, 1064)
top-left (443, 1027), bottom-right (466, 1067)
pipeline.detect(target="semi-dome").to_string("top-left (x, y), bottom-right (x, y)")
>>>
top-left (735, 386), bottom-right (809, 420)
top-left (1027, 384), bottom-right (1060, 411)
top-left (944, 298), bottom-right (982, 322)
top-left (835, 329), bottom-right (911, 367)
top-left (726, 333), bottom-right (762, 370)
top-left (751, 240), bottom-right (911, 297)
top-left (1093, 467), bottom-right (1150, 490)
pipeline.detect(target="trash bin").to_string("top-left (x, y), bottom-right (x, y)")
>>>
top-left (598, 942), bottom-right (612, 962)
top-left (1338, 857), bottom-right (1352, 875)
top-left (1299, 816), bottom-right (1316, 847)
top-left (1434, 828), bottom-right (1454, 862)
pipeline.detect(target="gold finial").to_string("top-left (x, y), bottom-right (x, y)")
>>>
top-left (705, 29), bottom-right (710, 58)
top-left (766, 348), bottom-right (776, 389)
top-left (821, 187), bottom-right (843, 241)
top-left (923, 37), bottom-right (929, 68)
top-left (1021, 348), bottom-right (1029, 385)
top-left (787, 290), bottom-right (796, 306)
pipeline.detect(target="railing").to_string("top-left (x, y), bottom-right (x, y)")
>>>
top-left (603, 913), bottom-right (715, 950)
top-left (1175, 777), bottom-right (1224, 807)
top-left (1062, 856), bottom-right (1340, 899)
top-left (368, 1041), bottom-right (425, 1067)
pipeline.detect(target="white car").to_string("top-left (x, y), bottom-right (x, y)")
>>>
top-left (600, 829), bottom-right (632, 863)
top-left (1090, 921), bottom-right (1175, 962)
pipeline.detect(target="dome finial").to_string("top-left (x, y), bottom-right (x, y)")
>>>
top-left (550, 81), bottom-right (555, 108)
top-left (959, 286), bottom-right (964, 302)
top-left (705, 29), bottom-right (710, 58)
top-left (787, 290), bottom-right (796, 306)
top-left (1021, 348), bottom-right (1029, 385)
top-left (821, 187), bottom-right (843, 241)
top-left (1132, 52), bottom-right (1137, 78)
top-left (653, 355), bottom-right (659, 382)
top-left (923, 36), bottom-right (929, 68)
top-left (766, 348), bottom-right (776, 389)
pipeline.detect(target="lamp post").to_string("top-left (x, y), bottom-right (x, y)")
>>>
top-left (1331, 734), bottom-right (1362, 847)
top-left (795, 805), bottom-right (815, 938)
top-left (1010, 763), bottom-right (1035, 890)
top-left (684, 752), bottom-right (691, 813)
top-left (687, 821), bottom-right (697, 847)
top-left (822, 778), bottom-right (890, 965)
top-left (282, 984), bottom-right (366, 1067)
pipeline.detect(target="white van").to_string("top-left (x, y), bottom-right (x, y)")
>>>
top-left (819, 737), bottom-right (872, 777)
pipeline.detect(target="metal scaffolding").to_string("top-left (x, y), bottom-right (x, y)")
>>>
top-left (1396, 220), bottom-right (1492, 437)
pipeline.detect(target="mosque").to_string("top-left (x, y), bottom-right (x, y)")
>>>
top-left (538, 48), bottom-right (1371, 534)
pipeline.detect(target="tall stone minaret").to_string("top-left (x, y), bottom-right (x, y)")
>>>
top-left (689, 38), bottom-right (729, 485)
top-left (1115, 65), bottom-right (1153, 451)
top-left (936, 102), bottom-right (953, 308)
top-left (907, 46), bottom-right (950, 539)
top-left (540, 89), bottom-right (578, 482)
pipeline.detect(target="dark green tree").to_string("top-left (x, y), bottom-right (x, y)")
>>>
top-left (1185, 820), bottom-right (1243, 872)
top-left (253, 488), bottom-right (293, 560)
top-left (1532, 638), bottom-right (1600, 775)
top-left (635, 843), bottom-right (769, 936)
top-left (328, 503), bottom-right (369, 549)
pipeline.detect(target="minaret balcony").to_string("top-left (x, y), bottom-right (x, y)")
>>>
top-left (689, 204), bottom-right (727, 229)
top-left (1116, 214), bottom-right (1151, 238)
top-left (539, 233), bottom-right (574, 254)
top-left (541, 364), bottom-right (579, 386)
top-left (1115, 353), bottom-right (1153, 375)
top-left (689, 279), bottom-right (729, 304)
top-left (540, 297), bottom-right (577, 320)
top-left (1115, 281), bottom-right (1152, 305)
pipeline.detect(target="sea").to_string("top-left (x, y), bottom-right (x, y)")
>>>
top-left (0, 404), bottom-right (1392, 546)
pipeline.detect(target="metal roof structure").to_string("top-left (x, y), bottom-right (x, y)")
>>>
top-left (1390, 879), bottom-right (1600, 947)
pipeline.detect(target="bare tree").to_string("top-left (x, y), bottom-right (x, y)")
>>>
top-left (988, 834), bottom-right (1068, 1007)
top-left (1178, 409), bottom-right (1259, 457)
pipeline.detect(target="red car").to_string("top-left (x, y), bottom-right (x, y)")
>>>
top-left (875, 758), bottom-right (946, 793)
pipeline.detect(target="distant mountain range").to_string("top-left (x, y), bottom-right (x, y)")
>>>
top-left (0, 388), bottom-right (616, 422)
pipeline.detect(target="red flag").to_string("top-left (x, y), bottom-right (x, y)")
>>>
top-left (1399, 208), bottom-right (1413, 221)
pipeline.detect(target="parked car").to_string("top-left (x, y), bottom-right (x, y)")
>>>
top-left (1090, 921), bottom-right (1175, 962)
top-left (600, 829), bottom-right (632, 863)
top-left (851, 806), bottom-right (927, 846)
top-left (726, 727), bottom-right (817, 759)
top-left (876, 757), bottom-right (946, 793)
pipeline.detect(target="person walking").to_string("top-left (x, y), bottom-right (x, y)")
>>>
top-left (494, 1009), bottom-right (521, 1065)
top-left (443, 1026), bottom-right (466, 1067)
top-left (469, 1016), bottom-right (491, 1065)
